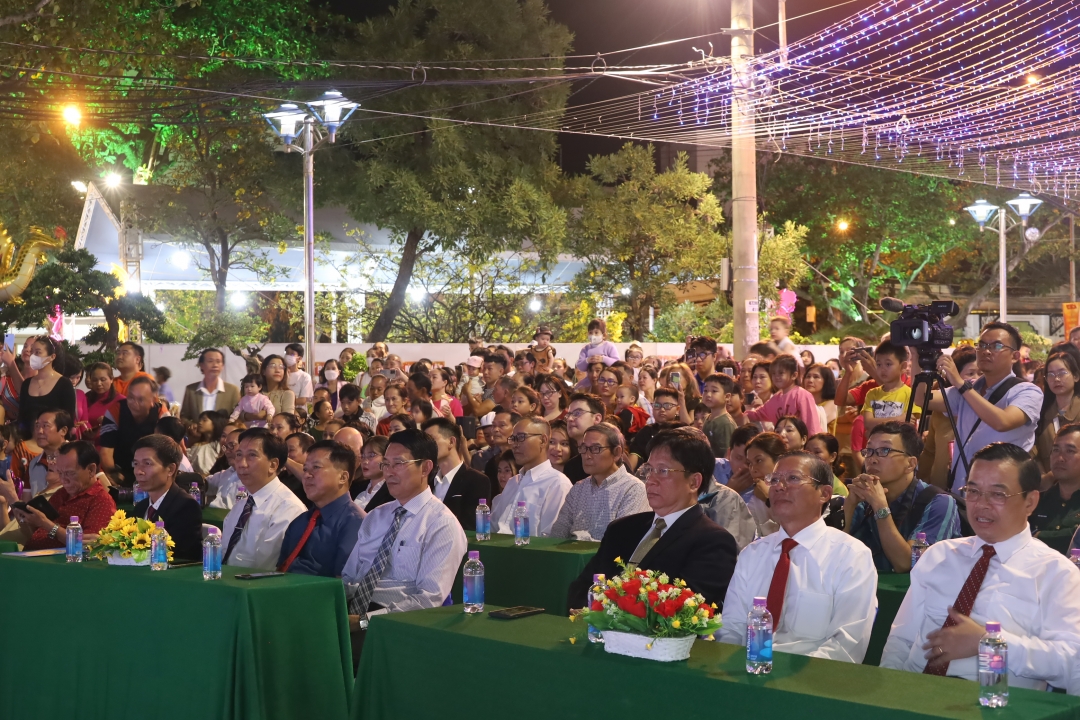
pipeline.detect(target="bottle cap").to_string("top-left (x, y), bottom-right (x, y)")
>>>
top-left (468, 550), bottom-right (479, 560)
top-left (1071, 548), bottom-right (1080, 558)
top-left (516, 501), bottom-right (527, 507)
top-left (593, 574), bottom-right (605, 583)
top-left (479, 499), bottom-right (487, 505)
top-left (753, 597), bottom-right (767, 608)
top-left (155, 521), bottom-right (164, 528)
top-left (916, 532), bottom-right (927, 541)
top-left (985, 621), bottom-right (1001, 633)
top-left (207, 527), bottom-right (219, 536)
top-left (70, 516), bottom-right (79, 523)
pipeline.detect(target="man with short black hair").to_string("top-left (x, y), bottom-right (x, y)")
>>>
top-left (284, 342), bottom-right (314, 408)
top-left (562, 393), bottom-right (605, 482)
top-left (338, 383), bottom-right (364, 426)
top-left (846, 422), bottom-right (961, 572)
top-left (627, 388), bottom-right (684, 472)
top-left (883, 443), bottom-right (1080, 691)
top-left (221, 428), bottom-right (307, 569)
top-left (132, 434), bottom-right (203, 561)
top-left (1030, 423), bottom-right (1080, 554)
top-left (180, 348), bottom-right (241, 423)
top-left (406, 372), bottom-right (432, 405)
top-left (113, 341), bottom-right (153, 397)
top-left (720, 450), bottom-right (878, 662)
top-left (688, 336), bottom-right (718, 391)
top-left (567, 427), bottom-right (739, 609)
top-left (423, 417), bottom-right (489, 529)
top-left (26, 409), bottom-right (73, 496)
top-left (482, 408), bottom-right (521, 496)
top-left (277, 439), bottom-right (364, 576)
top-left (99, 376), bottom-right (170, 486)
top-left (462, 354), bottom-right (507, 418)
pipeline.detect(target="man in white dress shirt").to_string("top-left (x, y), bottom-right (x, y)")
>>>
top-left (341, 429), bottom-right (467, 662)
top-left (207, 428), bottom-right (242, 510)
top-left (221, 428), bottom-right (306, 569)
top-left (491, 418), bottom-right (572, 536)
top-left (882, 443), bottom-right (1080, 691)
top-left (719, 451), bottom-right (878, 662)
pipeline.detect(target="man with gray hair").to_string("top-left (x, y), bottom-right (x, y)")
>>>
top-left (719, 450), bottom-right (878, 663)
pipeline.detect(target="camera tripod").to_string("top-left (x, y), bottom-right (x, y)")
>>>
top-left (905, 351), bottom-right (971, 481)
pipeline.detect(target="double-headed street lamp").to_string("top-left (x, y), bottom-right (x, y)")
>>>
top-left (263, 91), bottom-right (358, 368)
top-left (964, 192), bottom-right (1043, 324)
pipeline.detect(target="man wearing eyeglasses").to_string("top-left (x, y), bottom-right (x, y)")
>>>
top-left (561, 394), bottom-right (606, 482)
top-left (567, 427), bottom-right (738, 610)
top-left (490, 418), bottom-right (571, 537)
top-left (882, 443), bottom-right (1080, 691)
top-left (627, 388), bottom-right (682, 473)
top-left (719, 450), bottom-right (878, 662)
top-left (917, 322), bottom-right (1043, 492)
top-left (845, 423), bottom-right (961, 572)
top-left (341, 429), bottom-right (467, 657)
top-left (688, 336), bottom-right (718, 392)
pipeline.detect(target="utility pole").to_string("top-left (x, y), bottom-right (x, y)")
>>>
top-left (731, 0), bottom-right (758, 358)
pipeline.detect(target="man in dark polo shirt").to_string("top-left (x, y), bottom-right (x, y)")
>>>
top-left (1031, 424), bottom-right (1080, 555)
top-left (98, 376), bottom-right (170, 486)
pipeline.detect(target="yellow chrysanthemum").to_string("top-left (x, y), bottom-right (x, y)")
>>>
top-left (672, 620), bottom-right (681, 629)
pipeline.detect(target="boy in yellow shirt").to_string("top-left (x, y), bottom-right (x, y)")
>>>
top-left (863, 341), bottom-right (919, 431)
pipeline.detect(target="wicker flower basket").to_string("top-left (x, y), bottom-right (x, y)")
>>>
top-left (601, 631), bottom-right (696, 662)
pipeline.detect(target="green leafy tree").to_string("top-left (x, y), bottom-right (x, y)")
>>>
top-left (326, 0), bottom-right (573, 342)
top-left (562, 144), bottom-right (728, 341)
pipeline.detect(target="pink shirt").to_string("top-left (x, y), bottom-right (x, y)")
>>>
top-left (745, 385), bottom-right (822, 435)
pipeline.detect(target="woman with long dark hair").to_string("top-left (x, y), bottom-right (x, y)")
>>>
top-left (1035, 350), bottom-right (1080, 473)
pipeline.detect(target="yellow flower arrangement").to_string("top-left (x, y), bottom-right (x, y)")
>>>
top-left (90, 510), bottom-right (175, 564)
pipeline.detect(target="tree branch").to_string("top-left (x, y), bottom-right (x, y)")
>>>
top-left (0, 0), bottom-right (55, 27)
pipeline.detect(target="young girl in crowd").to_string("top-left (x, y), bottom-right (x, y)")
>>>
top-left (188, 410), bottom-right (228, 476)
top-left (230, 373), bottom-right (276, 428)
top-left (805, 432), bottom-right (849, 497)
top-left (510, 386), bottom-right (541, 419)
top-left (496, 450), bottom-right (518, 492)
top-left (547, 419), bottom-right (576, 474)
top-left (309, 400), bottom-right (335, 441)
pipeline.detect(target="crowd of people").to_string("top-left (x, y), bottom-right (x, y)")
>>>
top-left (4, 314), bottom-right (1080, 688)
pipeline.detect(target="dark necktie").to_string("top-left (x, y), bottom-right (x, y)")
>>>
top-left (924, 544), bottom-right (997, 676)
top-left (278, 509), bottom-right (321, 572)
top-left (347, 506), bottom-right (408, 619)
top-left (223, 495), bottom-right (256, 564)
top-left (147, 505), bottom-right (158, 522)
top-left (766, 538), bottom-right (799, 628)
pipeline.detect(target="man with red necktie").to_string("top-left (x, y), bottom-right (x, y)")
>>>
top-left (718, 450), bottom-right (878, 662)
top-left (277, 440), bottom-right (365, 577)
top-left (882, 443), bottom-right (1080, 692)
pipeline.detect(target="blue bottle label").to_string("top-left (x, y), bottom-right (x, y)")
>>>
top-left (464, 575), bottom-right (484, 605)
top-left (748, 628), bottom-right (773, 662)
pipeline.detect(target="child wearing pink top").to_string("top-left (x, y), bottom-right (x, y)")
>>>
top-left (744, 354), bottom-right (822, 435)
top-left (230, 374), bottom-right (277, 429)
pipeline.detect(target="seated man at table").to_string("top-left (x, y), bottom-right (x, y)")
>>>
top-left (422, 417), bottom-right (490, 530)
top-left (222, 428), bottom-right (307, 570)
top-left (207, 428), bottom-right (243, 510)
top-left (341, 429), bottom-right (467, 642)
top-left (845, 422), bottom-right (961, 572)
top-left (549, 422), bottom-right (650, 541)
top-left (718, 451), bottom-right (878, 663)
top-left (277, 440), bottom-right (365, 576)
top-left (567, 427), bottom-right (739, 611)
top-left (15, 441), bottom-right (116, 550)
top-left (881, 443), bottom-right (1080, 691)
top-left (131, 434), bottom-right (203, 562)
top-left (491, 418), bottom-right (572, 537)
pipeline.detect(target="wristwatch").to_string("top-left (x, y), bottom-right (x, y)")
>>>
top-left (958, 380), bottom-right (975, 395)
top-left (47, 524), bottom-right (60, 540)
top-left (875, 507), bottom-right (892, 521)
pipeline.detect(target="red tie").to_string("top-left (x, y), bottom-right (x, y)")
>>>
top-left (147, 506), bottom-right (158, 522)
top-left (924, 544), bottom-right (996, 676)
top-left (277, 509), bottom-right (321, 573)
top-left (766, 538), bottom-right (799, 628)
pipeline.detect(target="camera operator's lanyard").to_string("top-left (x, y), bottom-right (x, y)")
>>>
top-left (951, 376), bottom-right (1022, 476)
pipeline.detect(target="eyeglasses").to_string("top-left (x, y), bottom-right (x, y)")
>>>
top-left (379, 459), bottom-right (423, 472)
top-left (580, 444), bottom-right (611, 456)
top-left (1047, 370), bottom-right (1073, 380)
top-left (860, 447), bottom-right (911, 459)
top-left (765, 472), bottom-right (821, 488)
top-left (627, 354), bottom-right (644, 361)
top-left (640, 465), bottom-right (689, 479)
top-left (596, 377), bottom-right (618, 386)
top-left (652, 402), bottom-right (678, 411)
top-left (957, 485), bottom-right (1027, 505)
top-left (509, 433), bottom-right (545, 444)
top-left (976, 341), bottom-right (1015, 353)
top-left (566, 409), bottom-right (593, 419)
top-left (539, 388), bottom-right (559, 397)
top-left (689, 351), bottom-right (713, 360)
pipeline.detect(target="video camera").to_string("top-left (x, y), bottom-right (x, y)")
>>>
top-left (880, 297), bottom-right (959, 372)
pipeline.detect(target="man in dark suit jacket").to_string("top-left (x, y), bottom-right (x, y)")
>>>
top-left (567, 426), bottom-right (738, 610)
top-left (423, 418), bottom-right (490, 530)
top-left (131, 434), bottom-right (204, 562)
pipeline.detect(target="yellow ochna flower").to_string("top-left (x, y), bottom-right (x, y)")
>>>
top-left (614, 556), bottom-right (622, 563)
top-left (569, 614), bottom-right (577, 623)
top-left (569, 637), bottom-right (577, 645)
top-left (672, 620), bottom-right (681, 629)
top-left (711, 603), bottom-right (718, 609)
top-left (646, 643), bottom-right (653, 650)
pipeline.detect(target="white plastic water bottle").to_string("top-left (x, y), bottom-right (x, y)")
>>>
top-left (203, 527), bottom-right (222, 580)
top-left (910, 532), bottom-right (929, 568)
top-left (189, 481), bottom-right (202, 507)
top-left (475, 499), bottom-right (491, 541)
top-left (513, 501), bottom-right (530, 545)
top-left (746, 597), bottom-right (773, 674)
top-left (65, 516), bottom-right (83, 563)
top-left (463, 550), bottom-right (485, 613)
top-left (979, 621), bottom-right (1008, 707)
top-left (151, 521), bottom-right (169, 571)
top-left (1070, 548), bottom-right (1080, 570)
top-left (133, 480), bottom-right (148, 505)
top-left (588, 574), bottom-right (606, 643)
top-left (236, 485), bottom-right (248, 503)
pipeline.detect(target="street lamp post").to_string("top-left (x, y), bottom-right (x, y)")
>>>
top-left (263, 92), bottom-right (358, 370)
top-left (964, 193), bottom-right (1043, 325)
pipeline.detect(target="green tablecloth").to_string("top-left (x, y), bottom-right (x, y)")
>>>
top-left (0, 540), bottom-right (17, 553)
top-left (450, 534), bottom-right (599, 616)
top-left (355, 605), bottom-right (1080, 720)
top-left (0, 555), bottom-right (353, 720)
top-left (868, 573), bottom-right (912, 666)
top-left (117, 503), bottom-right (229, 529)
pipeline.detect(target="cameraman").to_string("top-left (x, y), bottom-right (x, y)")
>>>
top-left (918, 322), bottom-right (1043, 492)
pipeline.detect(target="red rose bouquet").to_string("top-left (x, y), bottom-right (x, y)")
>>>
top-left (581, 559), bottom-right (722, 639)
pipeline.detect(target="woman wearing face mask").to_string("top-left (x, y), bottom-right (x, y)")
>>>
top-left (316, 359), bottom-right (344, 411)
top-left (575, 318), bottom-right (620, 373)
top-left (17, 336), bottom-right (76, 442)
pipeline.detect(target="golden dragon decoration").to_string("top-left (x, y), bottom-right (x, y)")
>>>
top-left (0, 223), bottom-right (66, 303)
